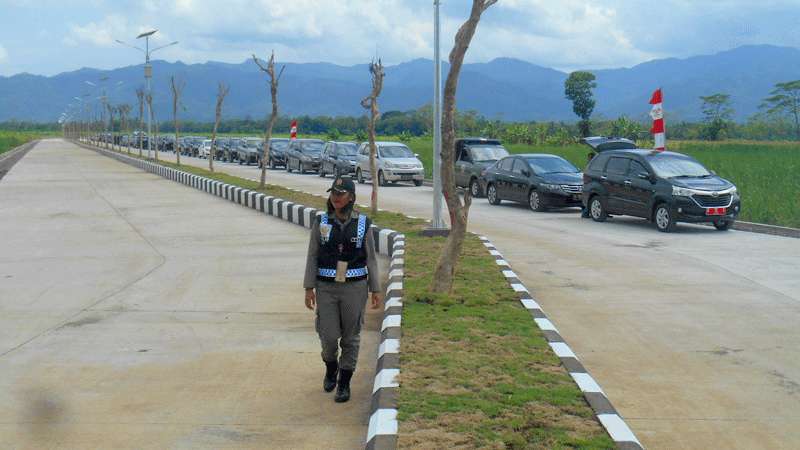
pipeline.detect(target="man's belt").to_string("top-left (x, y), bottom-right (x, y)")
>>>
top-left (318, 267), bottom-right (368, 278)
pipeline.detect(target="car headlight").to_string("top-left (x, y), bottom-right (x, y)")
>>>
top-left (384, 161), bottom-right (395, 168)
top-left (672, 186), bottom-right (696, 197)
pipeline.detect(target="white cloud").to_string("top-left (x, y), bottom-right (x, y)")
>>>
top-left (64, 14), bottom-right (129, 47)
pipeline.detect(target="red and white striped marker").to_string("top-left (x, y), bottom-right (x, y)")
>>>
top-left (649, 88), bottom-right (665, 151)
top-left (290, 120), bottom-right (298, 140)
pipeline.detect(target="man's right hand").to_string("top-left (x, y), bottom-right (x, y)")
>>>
top-left (305, 289), bottom-right (316, 310)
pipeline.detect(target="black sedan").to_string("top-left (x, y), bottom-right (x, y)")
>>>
top-left (264, 138), bottom-right (291, 169)
top-left (484, 154), bottom-right (583, 211)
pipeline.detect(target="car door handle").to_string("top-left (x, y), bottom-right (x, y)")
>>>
top-left (624, 180), bottom-right (632, 186)
top-left (601, 175), bottom-right (608, 181)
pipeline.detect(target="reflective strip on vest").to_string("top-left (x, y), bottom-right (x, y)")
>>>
top-left (318, 267), bottom-right (369, 278)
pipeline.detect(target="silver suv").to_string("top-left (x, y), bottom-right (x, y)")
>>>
top-left (355, 141), bottom-right (424, 186)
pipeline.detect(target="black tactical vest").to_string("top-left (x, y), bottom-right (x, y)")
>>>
top-left (316, 213), bottom-right (370, 281)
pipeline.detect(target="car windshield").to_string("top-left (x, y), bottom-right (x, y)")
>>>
top-left (648, 154), bottom-right (711, 178)
top-left (300, 141), bottom-right (324, 154)
top-left (469, 145), bottom-right (509, 162)
top-left (379, 146), bottom-right (414, 158)
top-left (338, 143), bottom-right (358, 155)
top-left (271, 140), bottom-right (289, 150)
top-left (245, 139), bottom-right (262, 148)
top-left (525, 157), bottom-right (579, 174)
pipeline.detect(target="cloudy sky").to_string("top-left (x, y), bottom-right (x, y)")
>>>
top-left (0, 0), bottom-right (798, 77)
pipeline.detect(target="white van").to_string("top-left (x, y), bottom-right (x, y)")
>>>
top-left (198, 139), bottom-right (212, 159)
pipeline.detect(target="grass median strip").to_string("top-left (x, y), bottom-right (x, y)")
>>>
top-left (119, 150), bottom-right (614, 448)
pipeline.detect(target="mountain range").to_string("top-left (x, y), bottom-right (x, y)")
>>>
top-left (2, 45), bottom-right (799, 123)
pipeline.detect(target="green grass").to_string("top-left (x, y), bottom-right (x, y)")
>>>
top-left (97, 144), bottom-right (613, 448)
top-left (0, 131), bottom-right (42, 156)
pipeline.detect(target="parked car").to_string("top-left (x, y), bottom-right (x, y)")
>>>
top-left (455, 137), bottom-right (509, 197)
top-left (264, 138), bottom-right (291, 168)
top-left (319, 141), bottom-right (359, 177)
top-left (484, 154), bottom-right (583, 211)
top-left (235, 137), bottom-right (263, 165)
top-left (285, 139), bottom-right (325, 173)
top-left (198, 139), bottom-right (213, 159)
top-left (213, 137), bottom-right (230, 160)
top-left (224, 138), bottom-right (242, 162)
top-left (355, 141), bottom-right (425, 186)
top-left (580, 136), bottom-right (741, 232)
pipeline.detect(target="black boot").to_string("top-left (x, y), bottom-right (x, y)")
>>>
top-left (334, 369), bottom-right (353, 403)
top-left (323, 361), bottom-right (338, 392)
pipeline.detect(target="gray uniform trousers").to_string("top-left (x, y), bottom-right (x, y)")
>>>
top-left (315, 279), bottom-right (369, 371)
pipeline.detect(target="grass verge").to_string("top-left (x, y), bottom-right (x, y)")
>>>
top-left (0, 131), bottom-right (41, 156)
top-left (93, 144), bottom-right (614, 448)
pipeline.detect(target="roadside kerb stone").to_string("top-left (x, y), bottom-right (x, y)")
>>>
top-left (77, 141), bottom-right (403, 450)
top-left (480, 235), bottom-right (643, 450)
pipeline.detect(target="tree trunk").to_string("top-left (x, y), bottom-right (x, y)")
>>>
top-left (360, 61), bottom-right (385, 216)
top-left (136, 88), bottom-right (145, 158)
top-left (171, 77), bottom-right (184, 166)
top-left (210, 82), bottom-right (230, 172)
top-left (253, 52), bottom-right (285, 189)
top-left (431, 0), bottom-right (496, 293)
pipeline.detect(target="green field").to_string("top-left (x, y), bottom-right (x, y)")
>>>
top-left (0, 131), bottom-right (42, 156)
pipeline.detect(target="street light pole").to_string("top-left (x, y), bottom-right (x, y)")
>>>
top-left (117, 31), bottom-right (178, 160)
top-left (429, 0), bottom-right (448, 232)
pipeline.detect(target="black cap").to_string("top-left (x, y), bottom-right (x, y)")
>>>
top-left (327, 176), bottom-right (356, 194)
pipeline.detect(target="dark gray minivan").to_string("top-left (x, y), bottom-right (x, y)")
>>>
top-left (581, 137), bottom-right (741, 232)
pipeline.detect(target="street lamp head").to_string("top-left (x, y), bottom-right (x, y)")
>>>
top-left (137, 30), bottom-right (158, 39)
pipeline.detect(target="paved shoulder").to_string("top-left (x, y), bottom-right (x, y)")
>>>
top-left (0, 140), bottom-right (377, 449)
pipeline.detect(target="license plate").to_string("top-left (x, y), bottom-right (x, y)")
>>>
top-left (706, 207), bottom-right (727, 216)
top-left (400, 175), bottom-right (412, 181)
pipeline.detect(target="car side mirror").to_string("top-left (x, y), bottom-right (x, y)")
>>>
top-left (522, 169), bottom-right (531, 177)
top-left (414, 153), bottom-right (420, 158)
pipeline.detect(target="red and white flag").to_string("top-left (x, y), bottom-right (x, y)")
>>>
top-left (290, 120), bottom-right (298, 140)
top-left (649, 88), bottom-right (665, 151)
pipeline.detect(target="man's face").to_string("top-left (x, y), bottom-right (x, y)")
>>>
top-left (330, 190), bottom-right (352, 210)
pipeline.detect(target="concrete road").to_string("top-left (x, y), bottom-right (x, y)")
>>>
top-left (0, 140), bottom-right (382, 450)
top-left (156, 148), bottom-right (800, 449)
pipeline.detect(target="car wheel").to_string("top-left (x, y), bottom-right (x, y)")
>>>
top-left (413, 179), bottom-right (423, 187)
top-left (529, 190), bottom-right (547, 212)
top-left (654, 203), bottom-right (677, 232)
top-left (319, 165), bottom-right (326, 177)
top-left (356, 168), bottom-right (365, 184)
top-left (589, 196), bottom-right (608, 222)
top-left (470, 178), bottom-right (483, 197)
top-left (487, 184), bottom-right (501, 205)
top-left (378, 170), bottom-right (387, 186)
top-left (286, 159), bottom-right (292, 172)
top-left (713, 219), bottom-right (733, 231)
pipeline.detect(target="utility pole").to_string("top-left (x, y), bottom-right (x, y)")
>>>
top-left (117, 31), bottom-right (178, 159)
top-left (425, 0), bottom-right (448, 236)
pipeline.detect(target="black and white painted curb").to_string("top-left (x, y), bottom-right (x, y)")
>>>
top-left (78, 142), bottom-right (403, 450)
top-left (478, 235), bottom-right (643, 450)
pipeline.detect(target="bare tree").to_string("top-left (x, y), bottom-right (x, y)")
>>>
top-left (146, 92), bottom-right (158, 160)
top-left (170, 76), bottom-right (186, 165)
top-left (106, 103), bottom-right (115, 150)
top-left (432, 0), bottom-right (497, 293)
top-left (209, 82), bottom-right (230, 172)
top-left (360, 60), bottom-right (385, 216)
top-left (253, 51), bottom-right (286, 189)
top-left (136, 88), bottom-right (145, 157)
top-left (118, 104), bottom-right (131, 154)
